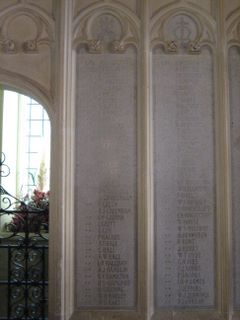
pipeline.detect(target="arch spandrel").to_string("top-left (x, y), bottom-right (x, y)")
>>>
top-left (74, 0), bottom-right (140, 19)
top-left (0, 2), bottom-right (55, 110)
top-left (227, 7), bottom-right (240, 48)
top-left (150, 2), bottom-right (216, 54)
top-left (150, 0), bottom-right (216, 19)
top-left (73, 2), bottom-right (140, 53)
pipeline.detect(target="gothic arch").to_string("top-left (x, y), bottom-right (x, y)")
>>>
top-left (150, 2), bottom-right (216, 53)
top-left (73, 1), bottom-right (140, 52)
top-left (0, 72), bottom-right (54, 120)
top-left (0, 3), bottom-right (54, 54)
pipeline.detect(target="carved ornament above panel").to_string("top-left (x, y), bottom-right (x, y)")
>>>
top-left (73, 4), bottom-right (140, 53)
top-left (0, 5), bottom-right (54, 54)
top-left (151, 6), bottom-right (215, 54)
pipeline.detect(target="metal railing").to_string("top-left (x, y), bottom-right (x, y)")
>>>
top-left (0, 154), bottom-right (48, 319)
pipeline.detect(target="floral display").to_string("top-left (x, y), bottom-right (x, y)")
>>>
top-left (8, 189), bottom-right (49, 233)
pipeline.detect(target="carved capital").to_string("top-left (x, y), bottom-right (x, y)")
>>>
top-left (188, 41), bottom-right (201, 54)
top-left (166, 41), bottom-right (178, 53)
top-left (22, 40), bottom-right (38, 53)
top-left (111, 40), bottom-right (125, 53)
top-left (1, 39), bottom-right (16, 53)
top-left (87, 40), bottom-right (103, 53)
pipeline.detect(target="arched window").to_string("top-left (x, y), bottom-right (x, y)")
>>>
top-left (0, 88), bottom-right (50, 319)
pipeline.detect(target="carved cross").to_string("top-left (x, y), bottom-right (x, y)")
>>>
top-left (174, 17), bottom-right (191, 42)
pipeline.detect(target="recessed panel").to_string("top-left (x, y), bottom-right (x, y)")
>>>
top-left (229, 46), bottom-right (240, 310)
top-left (74, 49), bottom-right (137, 309)
top-left (153, 50), bottom-right (215, 309)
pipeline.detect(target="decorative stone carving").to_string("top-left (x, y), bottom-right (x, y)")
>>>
top-left (87, 39), bottom-right (103, 53)
top-left (73, 3), bottom-right (140, 316)
top-left (111, 40), bottom-right (125, 53)
top-left (91, 14), bottom-right (122, 43)
top-left (188, 40), bottom-right (201, 53)
top-left (165, 14), bottom-right (198, 46)
top-left (22, 39), bottom-right (38, 53)
top-left (151, 6), bottom-right (215, 54)
top-left (0, 4), bottom-right (54, 54)
top-left (166, 40), bottom-right (178, 53)
top-left (0, 2), bottom-right (55, 112)
top-left (73, 4), bottom-right (140, 54)
top-left (1, 39), bottom-right (16, 53)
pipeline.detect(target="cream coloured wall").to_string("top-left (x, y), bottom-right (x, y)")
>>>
top-left (0, 1), bottom-right (239, 320)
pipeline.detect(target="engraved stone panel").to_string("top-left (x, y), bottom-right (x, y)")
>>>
top-left (153, 49), bottom-right (215, 309)
top-left (74, 48), bottom-right (137, 309)
top-left (229, 46), bottom-right (240, 309)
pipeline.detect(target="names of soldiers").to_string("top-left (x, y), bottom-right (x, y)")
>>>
top-left (153, 53), bottom-right (215, 309)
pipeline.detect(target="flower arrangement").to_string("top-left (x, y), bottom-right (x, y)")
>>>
top-left (7, 159), bottom-right (50, 233)
top-left (8, 189), bottom-right (49, 233)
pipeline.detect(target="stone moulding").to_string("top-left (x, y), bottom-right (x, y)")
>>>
top-left (226, 8), bottom-right (240, 48)
top-left (150, 3), bottom-right (216, 54)
top-left (0, 3), bottom-right (54, 54)
top-left (0, 67), bottom-right (54, 119)
top-left (73, 3), bottom-right (140, 54)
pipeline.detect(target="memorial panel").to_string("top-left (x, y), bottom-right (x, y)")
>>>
top-left (229, 46), bottom-right (240, 310)
top-left (153, 50), bottom-right (216, 309)
top-left (74, 49), bottom-right (137, 309)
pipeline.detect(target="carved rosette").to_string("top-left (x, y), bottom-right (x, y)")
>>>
top-left (87, 39), bottom-right (103, 53)
top-left (22, 39), bottom-right (38, 53)
top-left (0, 5), bottom-right (54, 54)
top-left (151, 8), bottom-right (215, 54)
top-left (111, 40), bottom-right (126, 53)
top-left (1, 39), bottom-right (16, 53)
top-left (73, 5), bottom-right (139, 54)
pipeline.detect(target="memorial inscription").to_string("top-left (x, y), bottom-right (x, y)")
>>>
top-left (75, 51), bottom-right (137, 309)
top-left (153, 51), bottom-right (215, 309)
top-left (229, 46), bottom-right (240, 309)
